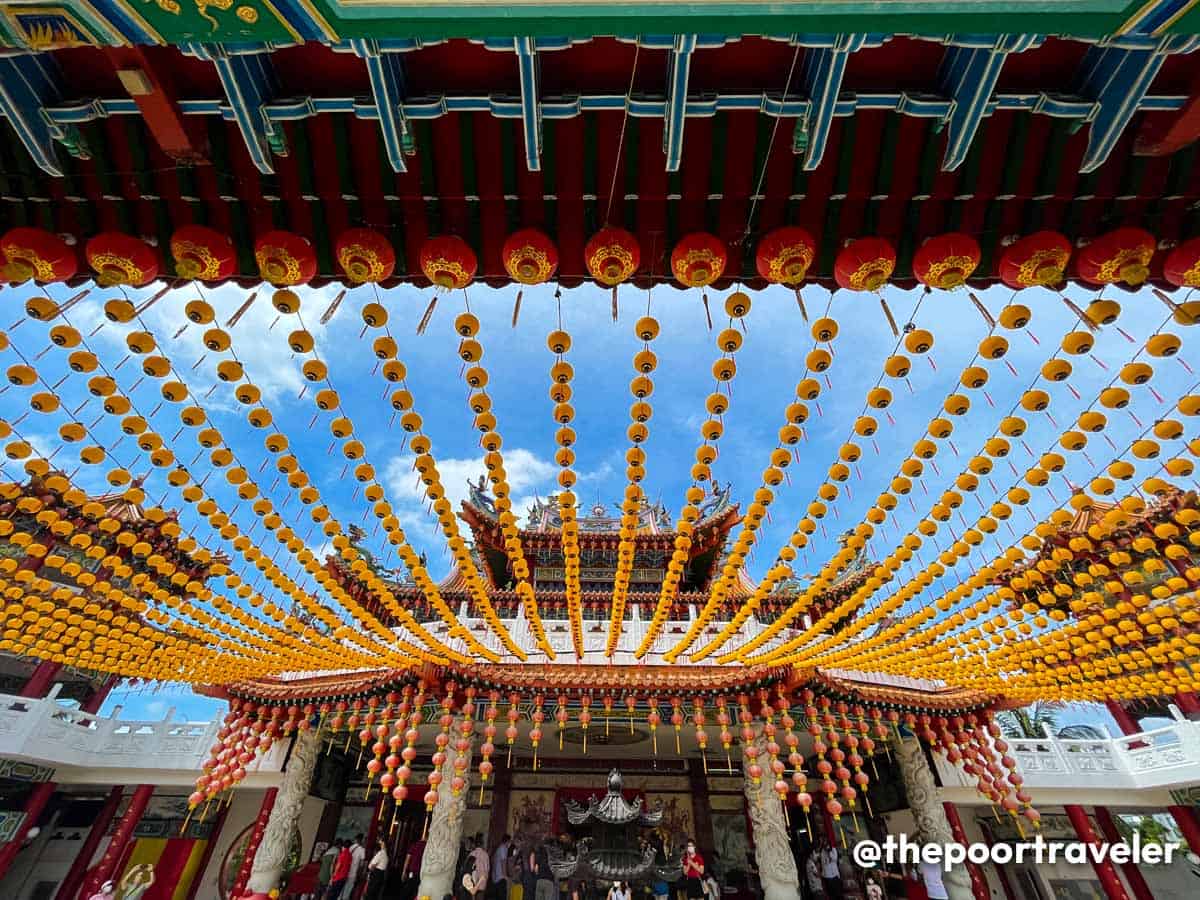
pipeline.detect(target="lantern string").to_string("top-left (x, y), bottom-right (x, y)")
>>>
top-left (604, 42), bottom-right (641, 226)
top-left (741, 42), bottom-right (803, 244)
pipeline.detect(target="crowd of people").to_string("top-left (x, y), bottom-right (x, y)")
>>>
top-left (316, 833), bottom-right (390, 900)
top-left (801, 839), bottom-right (949, 900)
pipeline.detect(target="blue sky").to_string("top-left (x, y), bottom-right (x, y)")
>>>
top-left (3, 274), bottom-right (1195, 731)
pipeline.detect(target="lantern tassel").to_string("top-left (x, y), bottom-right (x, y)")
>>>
top-left (968, 292), bottom-right (996, 328)
top-left (226, 292), bottom-right (258, 327)
top-left (612, 285), bottom-right (619, 322)
top-left (878, 297), bottom-right (899, 337)
top-left (794, 288), bottom-right (809, 322)
top-left (512, 290), bottom-right (523, 328)
top-left (1061, 296), bottom-right (1098, 332)
top-left (1153, 288), bottom-right (1184, 318)
top-left (320, 289), bottom-right (346, 325)
top-left (416, 296), bottom-right (438, 335)
top-left (701, 292), bottom-right (713, 330)
top-left (135, 283), bottom-right (173, 316)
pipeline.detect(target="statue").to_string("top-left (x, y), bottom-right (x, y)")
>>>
top-left (469, 475), bottom-right (496, 513)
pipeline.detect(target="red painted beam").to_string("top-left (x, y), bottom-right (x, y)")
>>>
top-left (104, 48), bottom-right (206, 164)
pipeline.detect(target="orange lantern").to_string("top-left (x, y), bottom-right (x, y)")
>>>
top-left (0, 228), bottom-right (76, 283)
top-left (834, 238), bottom-right (895, 292)
top-left (85, 233), bottom-right (159, 287)
top-left (671, 232), bottom-right (727, 288)
top-left (170, 225), bottom-right (236, 283)
top-left (585, 227), bottom-right (640, 286)
top-left (503, 228), bottom-right (558, 285)
top-left (1164, 237), bottom-right (1200, 288)
top-left (255, 230), bottom-right (318, 287)
top-left (336, 228), bottom-right (396, 284)
top-left (419, 236), bottom-right (476, 290)
top-left (1076, 227), bottom-right (1156, 287)
top-left (913, 232), bottom-right (980, 290)
top-left (755, 226), bottom-right (817, 285)
top-left (998, 231), bottom-right (1072, 290)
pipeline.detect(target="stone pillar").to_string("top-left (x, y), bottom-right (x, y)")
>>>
top-left (53, 785), bottom-right (121, 900)
top-left (1062, 805), bottom-right (1129, 900)
top-left (419, 725), bottom-right (474, 900)
top-left (79, 783), bottom-right (154, 899)
top-left (1166, 805), bottom-right (1200, 855)
top-left (1094, 807), bottom-right (1153, 900)
top-left (232, 788), bottom-right (278, 898)
top-left (0, 782), bottom-right (56, 881)
top-left (892, 736), bottom-right (973, 900)
top-left (245, 728), bottom-right (321, 897)
top-left (742, 737), bottom-right (800, 900)
top-left (941, 803), bottom-right (988, 900)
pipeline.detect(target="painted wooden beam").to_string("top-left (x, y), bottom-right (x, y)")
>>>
top-left (799, 34), bottom-right (868, 171)
top-left (0, 54), bottom-right (65, 176)
top-left (105, 47), bottom-right (206, 165)
top-left (515, 36), bottom-right (542, 172)
top-left (351, 39), bottom-right (411, 173)
top-left (663, 34), bottom-right (697, 172)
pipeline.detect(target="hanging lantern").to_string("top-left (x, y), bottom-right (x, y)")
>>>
top-left (1164, 236), bottom-right (1200, 288)
top-left (1076, 227), bottom-right (1156, 287)
top-left (998, 231), bottom-right (1072, 289)
top-left (85, 233), bottom-right (159, 287)
top-left (419, 235), bottom-right (477, 290)
top-left (503, 228), bottom-right (558, 285)
top-left (913, 232), bottom-right (981, 290)
top-left (170, 226), bottom-right (236, 283)
top-left (834, 238), bottom-right (895, 292)
top-left (336, 228), bottom-right (396, 284)
top-left (586, 227), bottom-right (640, 286)
top-left (255, 231), bottom-right (318, 287)
top-left (756, 226), bottom-right (817, 285)
top-left (671, 232), bottom-right (727, 288)
top-left (0, 227), bottom-right (76, 283)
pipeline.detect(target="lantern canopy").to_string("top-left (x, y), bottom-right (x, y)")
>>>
top-left (0, 227), bottom-right (77, 283)
top-left (419, 236), bottom-right (477, 290)
top-left (336, 229), bottom-right (396, 284)
top-left (671, 232), bottom-right (727, 288)
top-left (85, 233), bottom-right (159, 287)
top-left (755, 226), bottom-right (817, 285)
top-left (834, 238), bottom-right (896, 292)
top-left (1076, 227), bottom-right (1156, 287)
top-left (1164, 237), bottom-right (1200, 288)
top-left (913, 232), bottom-right (981, 290)
top-left (503, 229), bottom-right (559, 285)
top-left (255, 230), bottom-right (318, 287)
top-left (585, 227), bottom-right (640, 286)
top-left (998, 231), bottom-right (1072, 290)
top-left (170, 225), bottom-right (236, 283)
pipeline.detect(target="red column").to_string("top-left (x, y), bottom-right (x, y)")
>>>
top-left (1174, 692), bottom-right (1200, 716)
top-left (1093, 808), bottom-right (1153, 900)
top-left (1167, 805), bottom-right (1200, 855)
top-left (231, 788), bottom-right (278, 899)
top-left (0, 782), bottom-right (57, 881)
top-left (54, 786), bottom-right (122, 900)
top-left (1105, 701), bottom-right (1141, 737)
top-left (941, 802), bottom-right (988, 900)
top-left (1063, 805), bottom-right (1130, 900)
top-left (80, 676), bottom-right (118, 715)
top-left (20, 661), bottom-right (63, 699)
top-left (79, 784), bottom-right (153, 900)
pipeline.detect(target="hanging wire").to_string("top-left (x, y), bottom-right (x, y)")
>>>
top-left (604, 41), bottom-right (642, 226)
top-left (741, 42), bottom-right (803, 244)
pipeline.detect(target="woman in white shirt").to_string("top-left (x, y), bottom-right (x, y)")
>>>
top-left (606, 880), bottom-right (631, 900)
top-left (363, 838), bottom-right (389, 900)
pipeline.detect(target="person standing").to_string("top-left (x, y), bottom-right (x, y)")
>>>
top-left (364, 838), bottom-right (389, 900)
top-left (682, 840), bottom-right (706, 900)
top-left (343, 833), bottom-right (367, 900)
top-left (805, 854), bottom-right (825, 900)
top-left (318, 842), bottom-right (339, 898)
top-left (819, 841), bottom-right (842, 900)
top-left (917, 858), bottom-right (947, 900)
top-left (327, 840), bottom-right (352, 900)
top-left (491, 834), bottom-right (512, 900)
top-left (470, 833), bottom-right (491, 900)
top-left (532, 840), bottom-right (556, 900)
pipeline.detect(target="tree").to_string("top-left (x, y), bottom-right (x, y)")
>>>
top-left (997, 701), bottom-right (1066, 738)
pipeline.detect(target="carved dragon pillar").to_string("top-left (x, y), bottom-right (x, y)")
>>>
top-left (419, 721), bottom-right (475, 900)
top-left (893, 735), bottom-right (973, 900)
top-left (245, 727), bottom-right (321, 897)
top-left (742, 736), bottom-right (801, 900)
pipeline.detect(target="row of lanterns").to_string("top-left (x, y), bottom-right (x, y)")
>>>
top-left (3, 224), bottom-right (1197, 290)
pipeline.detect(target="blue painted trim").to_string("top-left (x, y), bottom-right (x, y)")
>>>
top-left (515, 36), bottom-right (542, 172)
top-left (800, 34), bottom-right (867, 171)
top-left (351, 39), bottom-right (409, 173)
top-left (0, 55), bottom-right (64, 176)
top-left (183, 43), bottom-right (283, 174)
top-left (663, 34), bottom-right (697, 172)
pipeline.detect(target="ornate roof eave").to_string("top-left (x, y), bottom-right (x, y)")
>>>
top-left (813, 667), bottom-right (998, 711)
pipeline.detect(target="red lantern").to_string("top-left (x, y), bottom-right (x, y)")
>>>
top-left (1077, 227), bottom-right (1156, 287)
top-left (586, 227), bottom-right (640, 285)
top-left (503, 228), bottom-right (558, 285)
top-left (671, 232), bottom-right (727, 288)
top-left (420, 235), bottom-right (476, 290)
top-left (86, 233), bottom-right (159, 287)
top-left (0, 227), bottom-right (76, 283)
top-left (255, 231), bottom-right (317, 287)
top-left (998, 231), bottom-right (1072, 290)
top-left (1164, 237), bottom-right (1200, 288)
top-left (834, 238), bottom-right (895, 292)
top-left (336, 228), bottom-right (396, 284)
top-left (756, 226), bottom-right (817, 285)
top-left (171, 225), bottom-right (236, 283)
top-left (913, 232), bottom-right (981, 290)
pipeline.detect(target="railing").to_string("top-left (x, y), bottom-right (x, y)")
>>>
top-left (934, 712), bottom-right (1200, 792)
top-left (0, 685), bottom-right (287, 778)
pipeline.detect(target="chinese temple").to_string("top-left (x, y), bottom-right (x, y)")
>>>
top-left (0, 2), bottom-right (1199, 900)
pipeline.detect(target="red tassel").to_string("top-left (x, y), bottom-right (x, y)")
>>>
top-left (416, 296), bottom-right (438, 335)
top-left (702, 292), bottom-right (713, 330)
top-left (795, 288), bottom-right (809, 322)
top-left (226, 292), bottom-right (258, 327)
top-left (878, 297), bottom-right (899, 337)
top-left (612, 285), bottom-right (619, 322)
top-left (512, 290), bottom-right (523, 328)
top-left (1061, 296), bottom-right (1098, 332)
